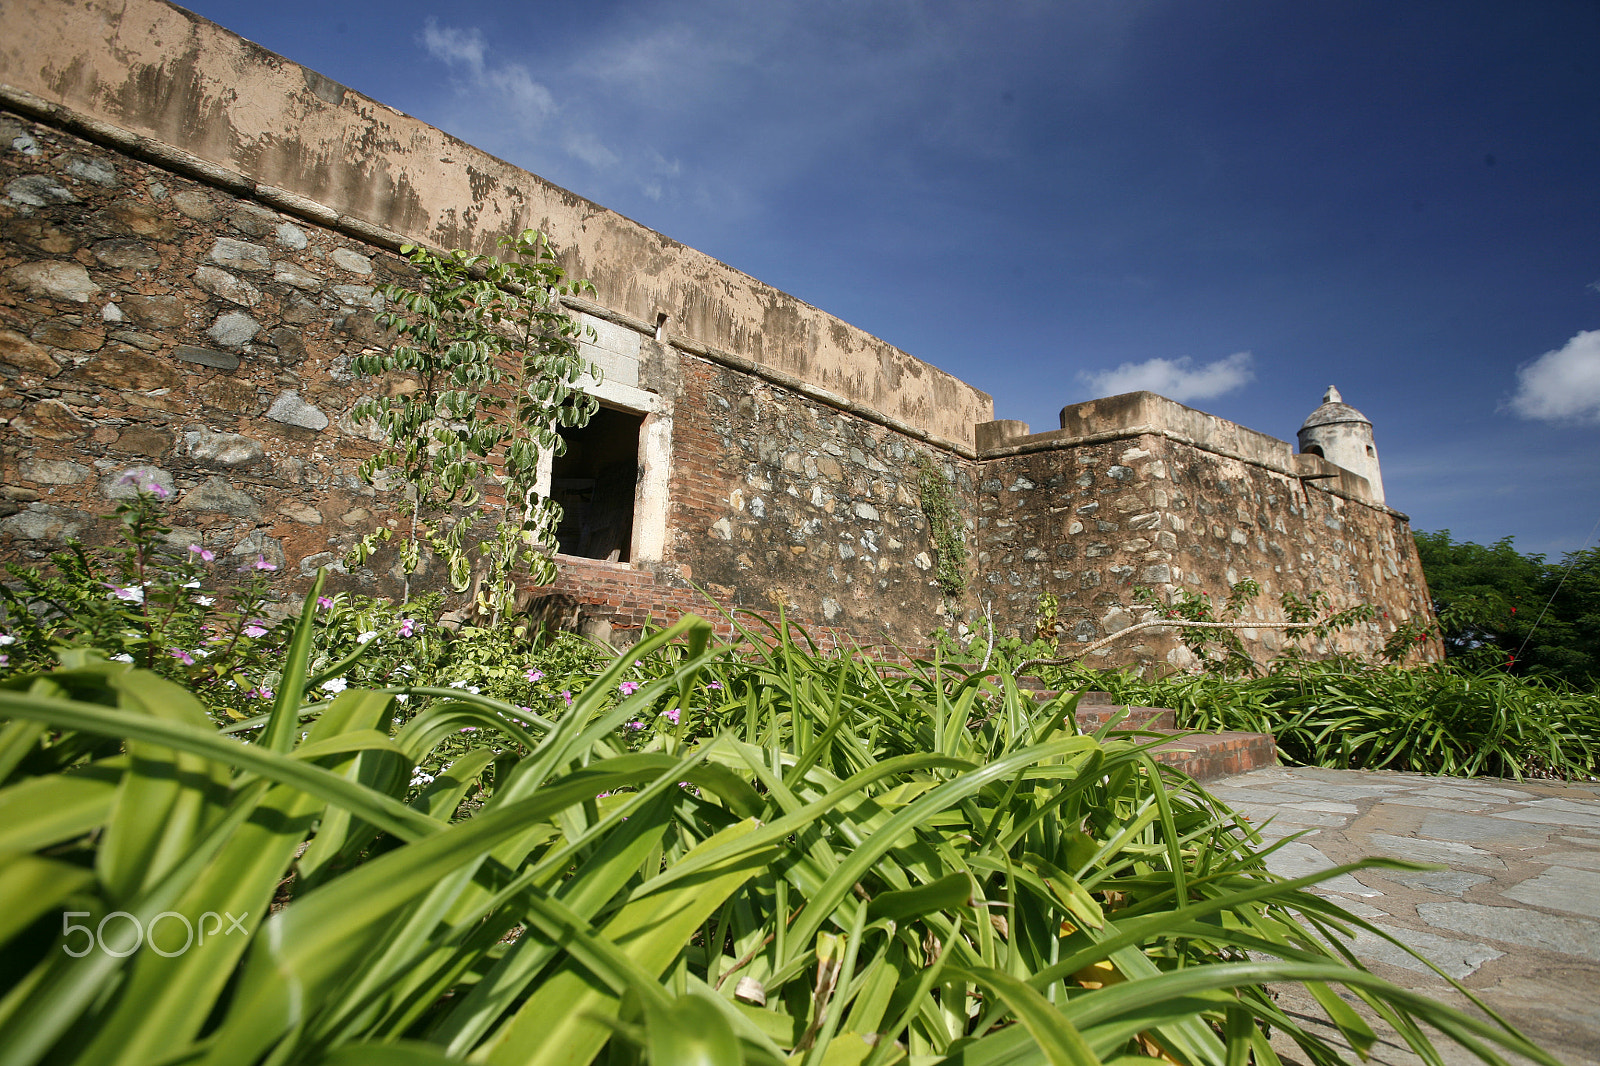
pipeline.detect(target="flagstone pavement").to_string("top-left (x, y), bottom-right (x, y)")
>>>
top-left (1207, 766), bottom-right (1600, 1066)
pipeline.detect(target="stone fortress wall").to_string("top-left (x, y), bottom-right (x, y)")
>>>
top-left (0, 0), bottom-right (1439, 667)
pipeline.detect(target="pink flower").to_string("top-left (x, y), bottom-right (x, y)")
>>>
top-left (317, 596), bottom-right (334, 609)
top-left (253, 556), bottom-right (276, 571)
top-left (708, 681), bottom-right (723, 690)
top-left (252, 687), bottom-right (274, 700)
top-left (619, 680), bottom-right (640, 697)
top-left (147, 482), bottom-right (169, 500)
top-left (561, 690), bottom-right (573, 706)
top-left (168, 649), bottom-right (195, 666)
top-left (0, 654), bottom-right (9, 667)
top-left (624, 720), bottom-right (645, 730)
top-left (244, 623), bottom-right (268, 638)
top-left (188, 545), bottom-right (216, 562)
top-left (108, 585), bottom-right (144, 603)
top-left (525, 668), bottom-right (545, 682)
top-left (399, 618), bottom-right (418, 637)
top-left (459, 726), bottom-right (477, 733)
top-left (663, 708), bottom-right (680, 724)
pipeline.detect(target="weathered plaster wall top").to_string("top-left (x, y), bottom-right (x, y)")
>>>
top-left (0, 0), bottom-right (992, 447)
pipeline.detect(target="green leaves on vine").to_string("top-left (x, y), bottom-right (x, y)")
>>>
top-left (916, 455), bottom-right (968, 596)
top-left (347, 229), bottom-right (600, 618)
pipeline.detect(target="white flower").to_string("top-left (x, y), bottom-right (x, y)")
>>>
top-left (394, 693), bottom-right (409, 703)
top-left (356, 631), bottom-right (378, 645)
top-left (194, 596), bottom-right (215, 606)
top-left (0, 634), bottom-right (15, 645)
top-left (321, 677), bottom-right (349, 693)
top-left (182, 580), bottom-right (201, 589)
top-left (110, 653), bottom-right (135, 663)
top-left (410, 770), bottom-right (436, 788)
top-left (110, 586), bottom-right (144, 604)
top-left (447, 680), bottom-right (480, 694)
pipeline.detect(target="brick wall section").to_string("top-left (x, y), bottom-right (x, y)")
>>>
top-left (656, 355), bottom-right (977, 648)
top-left (977, 432), bottom-right (1440, 669)
top-left (536, 554), bottom-right (932, 660)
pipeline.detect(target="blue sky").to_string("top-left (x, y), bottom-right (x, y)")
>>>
top-left (181, 0), bottom-right (1600, 558)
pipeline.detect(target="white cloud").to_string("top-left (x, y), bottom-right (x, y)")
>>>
top-left (420, 21), bottom-right (486, 76)
top-left (562, 130), bottom-right (619, 170)
top-left (1509, 329), bottom-right (1600, 423)
top-left (1078, 351), bottom-right (1254, 403)
top-left (421, 20), bottom-right (555, 130)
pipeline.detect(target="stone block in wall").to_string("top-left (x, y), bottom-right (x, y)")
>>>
top-left (7, 259), bottom-right (99, 302)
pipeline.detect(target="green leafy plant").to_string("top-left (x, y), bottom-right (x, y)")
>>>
top-left (0, 607), bottom-right (1563, 1065)
top-left (349, 229), bottom-right (600, 618)
top-left (1043, 657), bottom-right (1599, 779)
top-left (0, 480), bottom-right (292, 719)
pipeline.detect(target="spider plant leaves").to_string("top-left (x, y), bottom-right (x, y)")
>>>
top-left (475, 819), bottom-right (774, 1066)
top-left (0, 854), bottom-right (94, 945)
top-left (0, 608), bottom-right (1571, 1066)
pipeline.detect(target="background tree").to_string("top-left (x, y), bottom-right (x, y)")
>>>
top-left (348, 229), bottom-right (599, 620)
top-left (1415, 530), bottom-right (1598, 684)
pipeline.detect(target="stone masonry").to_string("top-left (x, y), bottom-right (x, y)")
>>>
top-left (0, 0), bottom-right (1440, 667)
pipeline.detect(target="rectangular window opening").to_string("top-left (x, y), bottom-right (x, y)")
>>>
top-left (550, 406), bottom-right (643, 563)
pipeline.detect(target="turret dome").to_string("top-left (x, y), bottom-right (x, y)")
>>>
top-left (1300, 386), bottom-right (1372, 430)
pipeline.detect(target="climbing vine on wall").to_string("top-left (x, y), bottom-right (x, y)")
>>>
top-left (347, 229), bottom-right (599, 620)
top-left (916, 455), bottom-right (968, 596)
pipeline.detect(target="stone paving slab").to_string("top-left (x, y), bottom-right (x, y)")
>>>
top-left (1209, 765), bottom-right (1600, 1066)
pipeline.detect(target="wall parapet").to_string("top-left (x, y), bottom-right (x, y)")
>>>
top-left (977, 391), bottom-right (1407, 520)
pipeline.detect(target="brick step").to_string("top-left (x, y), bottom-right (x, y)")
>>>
top-left (1074, 705), bottom-right (1177, 731)
top-left (1010, 678), bottom-right (1276, 780)
top-left (1139, 730), bottom-right (1278, 781)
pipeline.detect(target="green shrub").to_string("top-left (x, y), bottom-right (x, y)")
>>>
top-left (1042, 658), bottom-right (1600, 780)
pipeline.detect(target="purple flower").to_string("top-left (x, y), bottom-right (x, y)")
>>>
top-left (525, 668), bottom-right (545, 682)
top-left (663, 708), bottom-right (681, 724)
top-left (561, 690), bottom-right (573, 706)
top-left (244, 624), bottom-right (268, 638)
top-left (168, 649), bottom-right (195, 666)
top-left (251, 686), bottom-right (274, 700)
top-left (188, 545), bottom-right (216, 562)
top-left (253, 556), bottom-right (276, 572)
top-left (624, 720), bottom-right (646, 730)
top-left (147, 482), bottom-right (169, 500)
top-left (317, 596), bottom-right (334, 610)
top-left (708, 681), bottom-right (723, 690)
top-left (459, 726), bottom-right (478, 733)
top-left (399, 618), bottom-right (418, 637)
top-left (0, 654), bottom-right (9, 667)
top-left (619, 680), bottom-right (640, 697)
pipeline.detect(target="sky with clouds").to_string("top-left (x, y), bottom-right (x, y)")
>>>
top-left (181, 0), bottom-right (1600, 558)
